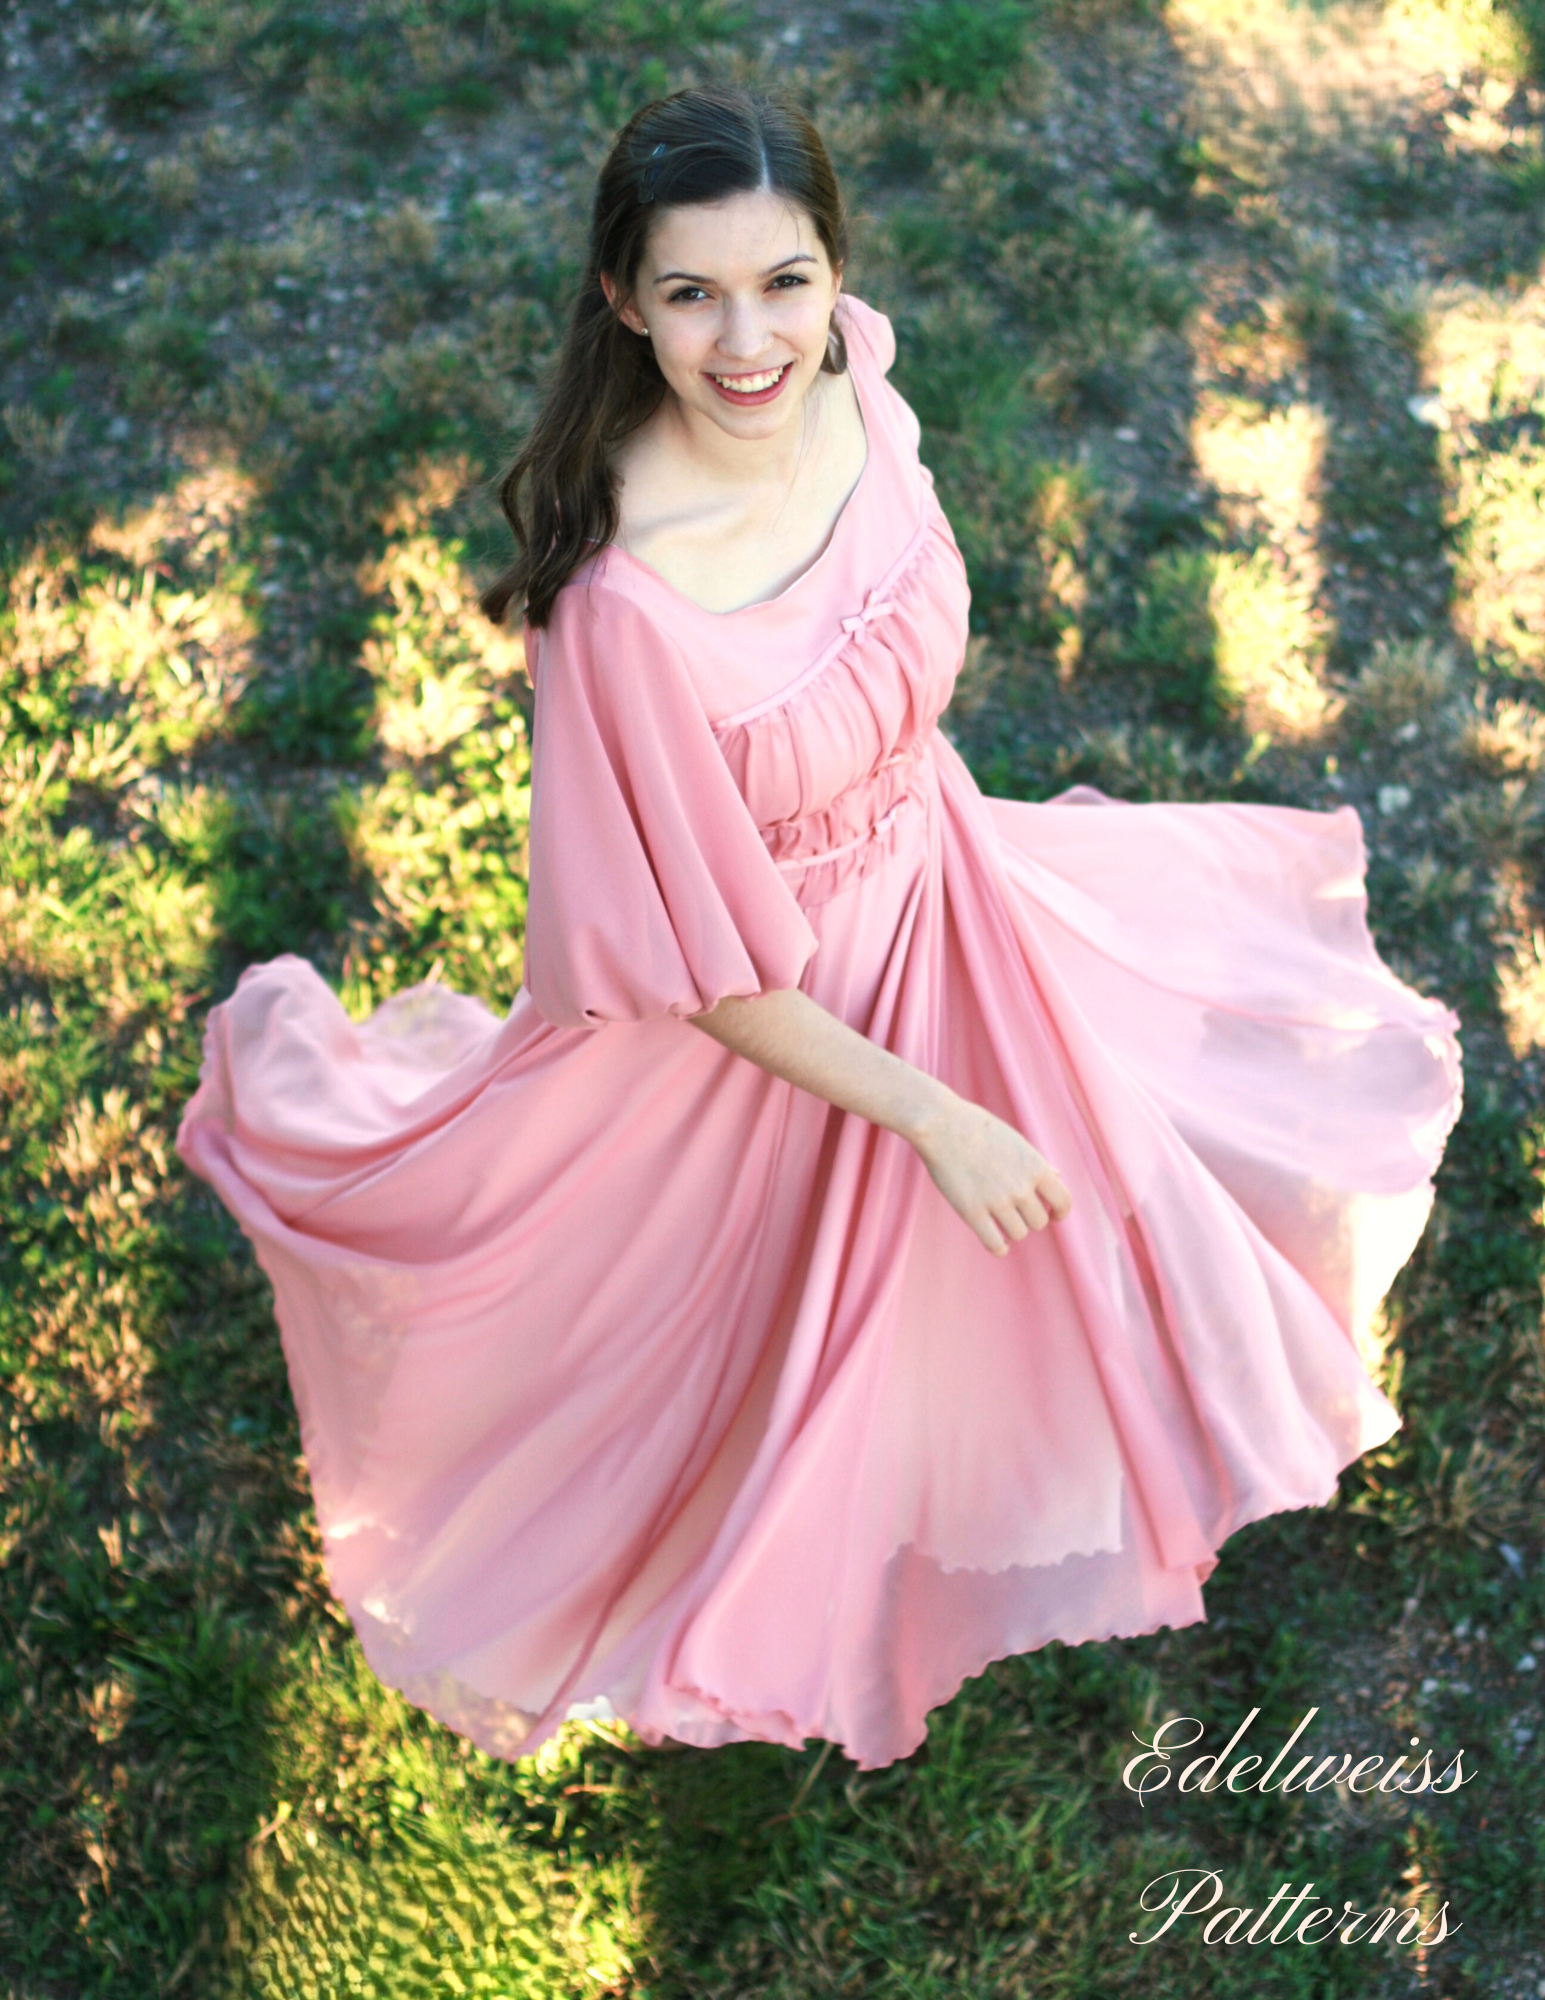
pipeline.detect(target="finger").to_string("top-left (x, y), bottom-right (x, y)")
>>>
top-left (1038, 1169), bottom-right (1074, 1220)
top-left (1015, 1190), bottom-right (1049, 1233)
top-left (995, 1205), bottom-right (1030, 1243)
top-left (978, 1213), bottom-right (1009, 1256)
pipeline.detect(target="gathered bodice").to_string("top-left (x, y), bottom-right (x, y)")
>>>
top-left (710, 502), bottom-right (968, 904)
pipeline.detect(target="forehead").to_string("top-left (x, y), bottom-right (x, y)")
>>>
top-left (640, 189), bottom-right (826, 274)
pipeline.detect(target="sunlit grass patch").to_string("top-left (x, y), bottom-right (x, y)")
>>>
top-left (3, 527), bottom-right (254, 779)
top-left (1495, 924), bottom-right (1545, 1055)
top-left (1459, 689), bottom-right (1545, 771)
top-left (1120, 541), bottom-right (1333, 742)
top-left (1210, 544), bottom-right (1337, 741)
top-left (1191, 391), bottom-right (1328, 570)
top-left (1447, 431), bottom-right (1545, 672)
top-left (1419, 286), bottom-right (1545, 685)
top-left (218, 1805), bottom-right (645, 2000)
top-left (1424, 278), bottom-right (1545, 424)
top-left (1387, 0), bottom-right (1537, 79)
top-left (1438, 73), bottom-right (1545, 173)
top-left (364, 535), bottom-right (517, 759)
top-left (1173, 0), bottom-right (1534, 175)
top-left (199, 1637), bottom-right (654, 1998)
top-left (322, 520), bottom-right (533, 1014)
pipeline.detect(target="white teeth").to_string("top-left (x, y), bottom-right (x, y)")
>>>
top-left (711, 365), bottom-right (787, 392)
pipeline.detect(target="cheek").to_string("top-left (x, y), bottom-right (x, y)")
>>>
top-left (790, 294), bottom-right (837, 342)
top-left (656, 333), bottom-right (706, 382)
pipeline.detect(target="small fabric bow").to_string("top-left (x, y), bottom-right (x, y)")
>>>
top-left (840, 591), bottom-right (898, 638)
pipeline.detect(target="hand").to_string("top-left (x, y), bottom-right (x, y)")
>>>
top-left (910, 1091), bottom-right (1073, 1256)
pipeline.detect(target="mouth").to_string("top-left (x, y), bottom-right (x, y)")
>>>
top-left (705, 360), bottom-right (795, 407)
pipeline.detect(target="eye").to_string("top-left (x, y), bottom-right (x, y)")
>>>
top-left (770, 273), bottom-right (809, 289)
top-left (667, 285), bottom-right (707, 304)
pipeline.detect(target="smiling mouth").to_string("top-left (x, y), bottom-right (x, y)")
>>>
top-left (706, 361), bottom-right (794, 401)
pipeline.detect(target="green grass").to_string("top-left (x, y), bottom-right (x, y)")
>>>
top-left (2, 0), bottom-right (1544, 1994)
top-left (881, 0), bottom-right (1041, 100)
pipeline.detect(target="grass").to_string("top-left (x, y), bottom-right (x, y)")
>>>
top-left (2, 0), bottom-right (1544, 1994)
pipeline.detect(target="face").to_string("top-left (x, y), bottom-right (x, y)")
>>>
top-left (603, 188), bottom-right (842, 440)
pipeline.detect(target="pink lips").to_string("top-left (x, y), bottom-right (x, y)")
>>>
top-left (705, 361), bottom-right (794, 407)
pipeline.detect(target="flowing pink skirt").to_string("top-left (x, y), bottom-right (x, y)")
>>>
top-left (177, 738), bottom-right (1462, 1769)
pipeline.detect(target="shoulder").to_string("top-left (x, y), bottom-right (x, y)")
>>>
top-left (525, 548), bottom-right (685, 686)
top-left (834, 293), bottom-right (898, 377)
top-left (836, 292), bottom-right (926, 465)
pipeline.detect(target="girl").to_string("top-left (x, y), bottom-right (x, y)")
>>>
top-left (178, 84), bottom-right (1463, 1772)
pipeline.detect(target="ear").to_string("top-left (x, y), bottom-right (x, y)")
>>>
top-left (600, 270), bottom-right (646, 337)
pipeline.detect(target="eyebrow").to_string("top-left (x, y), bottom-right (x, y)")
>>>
top-left (652, 252), bottom-right (818, 286)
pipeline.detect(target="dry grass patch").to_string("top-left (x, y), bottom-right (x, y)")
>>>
top-left (1440, 773), bottom-right (1544, 858)
top-left (1459, 690), bottom-right (1545, 772)
top-left (3, 401), bottom-right (77, 471)
top-left (1496, 925), bottom-right (1545, 1055)
top-left (1342, 632), bottom-right (1462, 730)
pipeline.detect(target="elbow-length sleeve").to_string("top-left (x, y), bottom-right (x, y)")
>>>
top-left (521, 576), bottom-right (820, 1030)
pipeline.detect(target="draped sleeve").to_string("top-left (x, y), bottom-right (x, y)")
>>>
top-left (521, 572), bottom-right (820, 1030)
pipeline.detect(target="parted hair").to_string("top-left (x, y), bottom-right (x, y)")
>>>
top-left (480, 83), bottom-right (851, 631)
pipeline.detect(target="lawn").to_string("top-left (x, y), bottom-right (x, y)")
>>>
top-left (1, 0), bottom-right (1543, 1994)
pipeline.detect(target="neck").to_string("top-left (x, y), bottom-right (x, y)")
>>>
top-left (656, 374), bottom-right (825, 494)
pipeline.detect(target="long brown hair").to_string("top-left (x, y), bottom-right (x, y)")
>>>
top-left (481, 84), bottom-right (851, 630)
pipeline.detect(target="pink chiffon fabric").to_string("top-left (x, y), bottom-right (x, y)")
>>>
top-left (176, 294), bottom-right (1464, 1771)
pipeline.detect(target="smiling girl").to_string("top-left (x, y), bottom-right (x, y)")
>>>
top-left (178, 84), bottom-right (1463, 1771)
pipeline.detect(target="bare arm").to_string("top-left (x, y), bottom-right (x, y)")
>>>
top-left (688, 988), bottom-right (1072, 1255)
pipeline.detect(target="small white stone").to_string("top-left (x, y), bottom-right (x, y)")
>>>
top-left (1421, 1677), bottom-right (1440, 1694)
top-left (1516, 1653), bottom-right (1538, 1673)
top-left (1378, 783), bottom-right (1412, 815)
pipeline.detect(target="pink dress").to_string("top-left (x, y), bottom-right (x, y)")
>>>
top-left (176, 294), bottom-right (1463, 1771)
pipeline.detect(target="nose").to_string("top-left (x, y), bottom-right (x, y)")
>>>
top-left (713, 293), bottom-right (778, 362)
